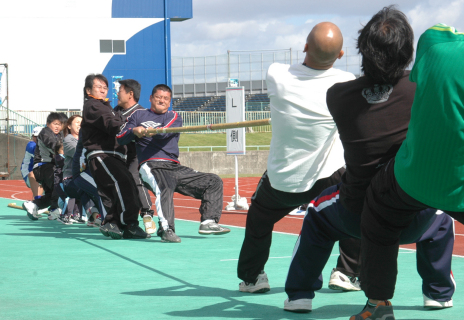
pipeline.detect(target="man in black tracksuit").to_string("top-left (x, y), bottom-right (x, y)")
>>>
top-left (117, 84), bottom-right (230, 243)
top-left (113, 79), bottom-right (155, 234)
top-left (23, 112), bottom-right (63, 220)
top-left (80, 73), bottom-right (149, 240)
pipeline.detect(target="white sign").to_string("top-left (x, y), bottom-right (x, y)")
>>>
top-left (226, 87), bottom-right (246, 155)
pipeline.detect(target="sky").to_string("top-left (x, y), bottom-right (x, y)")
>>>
top-left (171, 0), bottom-right (464, 58)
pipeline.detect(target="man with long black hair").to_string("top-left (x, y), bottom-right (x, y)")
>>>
top-left (356, 16), bottom-right (464, 320)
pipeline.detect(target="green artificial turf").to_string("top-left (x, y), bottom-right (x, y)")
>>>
top-left (1, 197), bottom-right (462, 320)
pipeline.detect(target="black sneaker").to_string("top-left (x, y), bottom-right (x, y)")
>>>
top-left (161, 229), bottom-right (181, 243)
top-left (58, 214), bottom-right (73, 225)
top-left (100, 223), bottom-right (123, 239)
top-left (123, 223), bottom-right (151, 239)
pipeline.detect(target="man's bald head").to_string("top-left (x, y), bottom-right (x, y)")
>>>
top-left (304, 22), bottom-right (344, 69)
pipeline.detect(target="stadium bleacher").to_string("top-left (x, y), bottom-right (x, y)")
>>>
top-left (173, 94), bottom-right (270, 112)
top-left (172, 96), bottom-right (212, 111)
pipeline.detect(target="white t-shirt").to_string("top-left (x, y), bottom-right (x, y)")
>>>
top-left (266, 62), bottom-right (355, 192)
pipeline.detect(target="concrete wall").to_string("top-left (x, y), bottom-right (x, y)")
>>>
top-left (0, 133), bottom-right (30, 180)
top-left (179, 150), bottom-right (269, 175)
top-left (0, 132), bottom-right (269, 180)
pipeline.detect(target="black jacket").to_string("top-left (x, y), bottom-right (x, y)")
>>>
top-left (81, 96), bottom-right (126, 161)
top-left (33, 126), bottom-right (63, 165)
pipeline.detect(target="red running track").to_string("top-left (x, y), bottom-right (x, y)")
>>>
top-left (2, 178), bottom-right (463, 256)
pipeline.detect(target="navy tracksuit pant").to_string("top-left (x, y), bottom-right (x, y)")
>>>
top-left (285, 183), bottom-right (455, 302)
top-left (71, 169), bottom-right (105, 217)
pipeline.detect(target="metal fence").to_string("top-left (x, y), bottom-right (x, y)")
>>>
top-left (0, 105), bottom-right (43, 137)
top-left (5, 110), bottom-right (272, 134)
top-left (172, 47), bottom-right (362, 97)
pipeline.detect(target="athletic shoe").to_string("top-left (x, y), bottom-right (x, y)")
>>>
top-left (239, 271), bottom-right (270, 293)
top-left (350, 300), bottom-right (395, 320)
top-left (161, 229), bottom-right (181, 243)
top-left (123, 222), bottom-right (151, 239)
top-left (143, 215), bottom-right (157, 234)
top-left (328, 268), bottom-right (361, 291)
top-left (48, 208), bottom-right (62, 221)
top-left (87, 213), bottom-right (101, 227)
top-left (23, 201), bottom-right (39, 220)
top-left (37, 208), bottom-right (48, 215)
top-left (198, 221), bottom-right (231, 235)
top-left (423, 294), bottom-right (453, 308)
top-left (58, 214), bottom-right (73, 225)
top-left (100, 223), bottom-right (123, 239)
top-left (288, 207), bottom-right (306, 216)
top-left (283, 298), bottom-right (312, 313)
top-left (94, 217), bottom-right (102, 227)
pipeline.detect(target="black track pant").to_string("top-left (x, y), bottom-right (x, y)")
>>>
top-left (126, 153), bottom-right (153, 215)
top-left (237, 167), bottom-right (345, 283)
top-left (139, 161), bottom-right (223, 232)
top-left (361, 158), bottom-right (464, 300)
top-left (88, 155), bottom-right (141, 227)
top-left (32, 163), bottom-right (58, 210)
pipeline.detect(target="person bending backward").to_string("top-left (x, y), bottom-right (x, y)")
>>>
top-left (117, 84), bottom-right (230, 243)
top-left (283, 7), bottom-right (456, 319)
top-left (21, 126), bottom-right (44, 199)
top-left (61, 115), bottom-right (100, 225)
top-left (80, 73), bottom-right (149, 240)
top-left (114, 79), bottom-right (155, 234)
top-left (355, 21), bottom-right (464, 320)
top-left (23, 112), bottom-right (63, 220)
top-left (236, 22), bottom-right (356, 293)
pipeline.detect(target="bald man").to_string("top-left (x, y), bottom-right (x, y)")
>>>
top-left (237, 22), bottom-right (355, 293)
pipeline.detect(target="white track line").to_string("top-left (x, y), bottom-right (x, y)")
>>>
top-left (3, 193), bottom-right (464, 259)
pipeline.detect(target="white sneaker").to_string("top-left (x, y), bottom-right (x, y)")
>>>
top-left (284, 298), bottom-right (312, 313)
top-left (87, 212), bottom-right (101, 227)
top-left (37, 208), bottom-right (48, 215)
top-left (423, 294), bottom-right (453, 308)
top-left (328, 268), bottom-right (361, 291)
top-left (143, 215), bottom-right (157, 234)
top-left (289, 207), bottom-right (306, 216)
top-left (23, 201), bottom-right (40, 220)
top-left (239, 271), bottom-right (270, 293)
top-left (48, 208), bottom-right (62, 221)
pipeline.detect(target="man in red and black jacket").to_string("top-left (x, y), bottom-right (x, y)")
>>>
top-left (80, 73), bottom-right (149, 240)
top-left (117, 84), bottom-right (230, 243)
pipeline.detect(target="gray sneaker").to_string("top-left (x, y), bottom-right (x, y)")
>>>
top-left (199, 222), bottom-right (231, 235)
top-left (161, 229), bottom-right (181, 243)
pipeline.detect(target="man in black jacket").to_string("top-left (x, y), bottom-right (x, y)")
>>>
top-left (23, 112), bottom-right (63, 220)
top-left (80, 74), bottom-right (149, 240)
top-left (114, 79), bottom-right (155, 235)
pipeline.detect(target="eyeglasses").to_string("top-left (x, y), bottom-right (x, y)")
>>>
top-left (93, 85), bottom-right (108, 91)
top-left (153, 95), bottom-right (171, 102)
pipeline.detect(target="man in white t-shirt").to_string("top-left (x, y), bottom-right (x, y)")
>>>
top-left (237, 22), bottom-right (355, 293)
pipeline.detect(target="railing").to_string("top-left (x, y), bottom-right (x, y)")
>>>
top-left (179, 145), bottom-right (270, 152)
top-left (0, 105), bottom-right (43, 137)
top-left (246, 101), bottom-right (269, 111)
top-left (7, 110), bottom-right (273, 134)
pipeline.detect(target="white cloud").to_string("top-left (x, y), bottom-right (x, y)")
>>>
top-left (171, 1), bottom-right (464, 58)
top-left (408, 0), bottom-right (464, 37)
